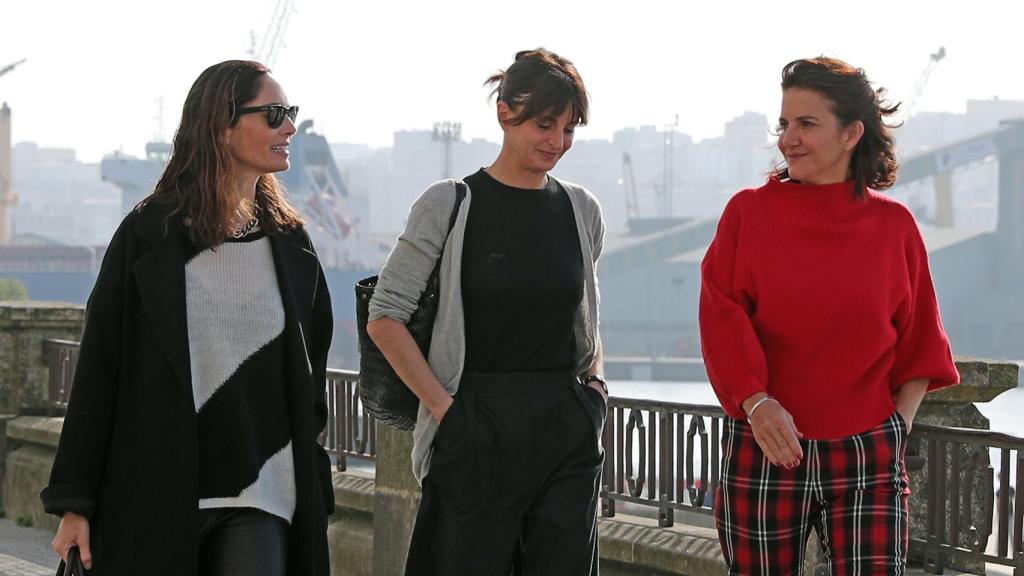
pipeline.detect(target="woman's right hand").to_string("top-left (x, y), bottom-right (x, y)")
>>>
top-left (432, 395), bottom-right (454, 424)
top-left (367, 317), bottom-right (455, 426)
top-left (51, 512), bottom-right (92, 570)
top-left (743, 394), bottom-right (804, 469)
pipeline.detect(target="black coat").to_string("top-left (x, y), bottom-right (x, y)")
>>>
top-left (41, 201), bottom-right (334, 576)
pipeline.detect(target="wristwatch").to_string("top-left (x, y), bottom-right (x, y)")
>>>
top-left (580, 374), bottom-right (609, 396)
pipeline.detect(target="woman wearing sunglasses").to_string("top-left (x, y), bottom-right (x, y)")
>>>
top-left (367, 48), bottom-right (606, 575)
top-left (700, 57), bottom-right (959, 574)
top-left (42, 60), bottom-right (334, 576)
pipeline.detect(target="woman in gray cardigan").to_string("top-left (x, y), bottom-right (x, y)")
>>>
top-left (367, 48), bottom-right (607, 575)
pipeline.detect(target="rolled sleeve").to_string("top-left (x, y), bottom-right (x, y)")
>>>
top-left (891, 221), bottom-right (959, 392)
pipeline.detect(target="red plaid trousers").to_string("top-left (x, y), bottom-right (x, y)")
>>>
top-left (715, 412), bottom-right (910, 576)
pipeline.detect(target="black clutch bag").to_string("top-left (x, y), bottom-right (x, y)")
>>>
top-left (355, 182), bottom-right (466, 430)
top-left (56, 546), bottom-right (87, 576)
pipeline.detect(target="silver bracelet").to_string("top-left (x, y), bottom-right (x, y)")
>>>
top-left (746, 395), bottom-right (774, 423)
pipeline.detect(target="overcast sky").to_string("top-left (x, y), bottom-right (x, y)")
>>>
top-left (2, 0), bottom-right (1021, 162)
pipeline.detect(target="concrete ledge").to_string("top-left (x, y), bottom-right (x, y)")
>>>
top-left (333, 470), bottom-right (375, 515)
top-left (927, 356), bottom-right (1020, 403)
top-left (0, 301), bottom-right (85, 324)
top-left (599, 514), bottom-right (724, 576)
top-left (6, 417), bottom-right (62, 449)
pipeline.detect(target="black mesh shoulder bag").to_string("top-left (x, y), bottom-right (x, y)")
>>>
top-left (355, 182), bottom-right (466, 430)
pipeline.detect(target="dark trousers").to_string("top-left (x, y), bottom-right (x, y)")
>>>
top-left (716, 412), bottom-right (910, 576)
top-left (197, 507), bottom-right (289, 576)
top-left (405, 371), bottom-right (606, 576)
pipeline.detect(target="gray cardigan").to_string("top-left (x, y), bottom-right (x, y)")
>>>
top-left (368, 177), bottom-right (606, 483)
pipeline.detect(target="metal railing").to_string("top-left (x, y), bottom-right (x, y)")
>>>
top-left (41, 338), bottom-right (1024, 573)
top-left (42, 338), bottom-right (80, 414)
top-left (323, 368), bottom-right (376, 470)
top-left (600, 397), bottom-right (726, 526)
top-left (596, 400), bottom-right (1024, 574)
top-left (911, 422), bottom-right (1024, 574)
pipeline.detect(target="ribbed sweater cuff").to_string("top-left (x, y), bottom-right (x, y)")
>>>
top-left (724, 374), bottom-right (766, 420)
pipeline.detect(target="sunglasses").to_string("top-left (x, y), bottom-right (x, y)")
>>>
top-left (234, 104), bottom-right (299, 129)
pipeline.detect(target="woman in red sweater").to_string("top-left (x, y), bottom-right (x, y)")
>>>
top-left (700, 57), bottom-right (959, 575)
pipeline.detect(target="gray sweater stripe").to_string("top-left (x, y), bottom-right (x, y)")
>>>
top-left (185, 236), bottom-right (296, 521)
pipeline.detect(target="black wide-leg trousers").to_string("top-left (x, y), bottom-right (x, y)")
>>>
top-left (405, 370), bottom-right (606, 576)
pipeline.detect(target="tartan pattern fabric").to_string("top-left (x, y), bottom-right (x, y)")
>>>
top-left (715, 413), bottom-right (910, 576)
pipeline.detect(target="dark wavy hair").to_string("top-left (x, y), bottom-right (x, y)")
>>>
top-left (773, 57), bottom-right (901, 199)
top-left (139, 60), bottom-right (303, 250)
top-left (485, 48), bottom-right (589, 126)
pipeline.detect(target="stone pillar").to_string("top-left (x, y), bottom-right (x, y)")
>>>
top-left (371, 425), bottom-right (420, 576)
top-left (0, 302), bottom-right (85, 414)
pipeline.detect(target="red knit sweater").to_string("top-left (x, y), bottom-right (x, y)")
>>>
top-left (699, 177), bottom-right (959, 439)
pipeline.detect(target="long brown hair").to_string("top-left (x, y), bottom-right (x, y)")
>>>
top-left (485, 48), bottom-right (589, 126)
top-left (139, 60), bottom-right (303, 250)
top-left (773, 57), bottom-right (901, 199)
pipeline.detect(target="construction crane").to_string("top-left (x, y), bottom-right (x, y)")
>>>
top-left (904, 47), bottom-right (945, 122)
top-left (248, 0), bottom-right (295, 68)
top-left (903, 47), bottom-right (953, 227)
top-left (622, 153), bottom-right (639, 220)
top-left (0, 59), bottom-right (27, 81)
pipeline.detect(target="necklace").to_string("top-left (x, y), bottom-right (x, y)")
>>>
top-left (230, 216), bottom-right (260, 239)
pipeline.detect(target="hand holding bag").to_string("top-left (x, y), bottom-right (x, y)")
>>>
top-left (55, 546), bottom-right (87, 576)
top-left (355, 182), bottom-right (466, 430)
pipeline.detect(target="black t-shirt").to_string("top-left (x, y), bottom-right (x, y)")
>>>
top-left (461, 169), bottom-right (584, 373)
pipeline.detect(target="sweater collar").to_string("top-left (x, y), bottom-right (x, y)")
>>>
top-left (768, 176), bottom-right (858, 198)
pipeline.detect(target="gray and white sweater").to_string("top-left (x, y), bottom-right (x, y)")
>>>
top-left (186, 229), bottom-right (296, 522)
top-left (368, 177), bottom-right (606, 483)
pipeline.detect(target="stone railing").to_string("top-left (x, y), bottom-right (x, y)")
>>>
top-left (0, 302), bottom-right (85, 415)
top-left (0, 302), bottom-right (85, 523)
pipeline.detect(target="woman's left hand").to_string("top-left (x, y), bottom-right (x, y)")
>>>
top-left (895, 379), bottom-right (929, 434)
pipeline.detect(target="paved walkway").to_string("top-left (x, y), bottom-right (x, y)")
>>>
top-left (0, 516), bottom-right (989, 576)
top-left (0, 519), bottom-right (54, 576)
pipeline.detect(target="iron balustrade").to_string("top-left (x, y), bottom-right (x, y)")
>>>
top-left (41, 339), bottom-right (1024, 572)
top-left (324, 368), bottom-right (376, 470)
top-left (600, 401), bottom-right (1024, 574)
top-left (910, 422), bottom-right (1024, 575)
top-left (42, 338), bottom-right (80, 414)
top-left (601, 397), bottom-right (726, 526)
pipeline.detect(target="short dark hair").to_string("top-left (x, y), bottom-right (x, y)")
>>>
top-left (774, 57), bottom-right (901, 198)
top-left (485, 48), bottom-right (589, 126)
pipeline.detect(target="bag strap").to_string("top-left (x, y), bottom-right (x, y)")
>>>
top-left (448, 181), bottom-right (467, 232)
top-left (426, 181), bottom-right (467, 280)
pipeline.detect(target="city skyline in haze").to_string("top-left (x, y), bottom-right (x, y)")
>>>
top-left (2, 0), bottom-right (1023, 162)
